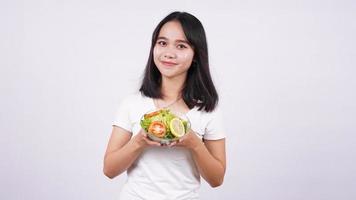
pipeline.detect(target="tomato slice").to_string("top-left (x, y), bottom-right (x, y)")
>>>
top-left (148, 121), bottom-right (166, 138)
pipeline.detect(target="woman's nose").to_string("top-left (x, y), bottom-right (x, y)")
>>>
top-left (163, 49), bottom-right (176, 59)
top-left (164, 53), bottom-right (174, 59)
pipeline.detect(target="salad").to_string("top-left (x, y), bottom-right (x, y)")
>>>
top-left (140, 108), bottom-right (189, 140)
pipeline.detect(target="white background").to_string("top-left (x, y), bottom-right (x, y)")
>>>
top-left (1, 0), bottom-right (355, 199)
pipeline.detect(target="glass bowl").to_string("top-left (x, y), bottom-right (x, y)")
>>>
top-left (140, 108), bottom-right (191, 145)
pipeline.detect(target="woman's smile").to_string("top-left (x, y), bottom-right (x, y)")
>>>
top-left (161, 60), bottom-right (178, 67)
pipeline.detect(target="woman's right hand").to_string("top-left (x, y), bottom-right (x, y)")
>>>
top-left (132, 129), bottom-right (162, 148)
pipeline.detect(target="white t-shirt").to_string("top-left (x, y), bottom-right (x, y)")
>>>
top-left (112, 93), bottom-right (225, 200)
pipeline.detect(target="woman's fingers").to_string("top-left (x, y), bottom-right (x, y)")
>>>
top-left (139, 129), bottom-right (200, 147)
top-left (171, 130), bottom-right (203, 149)
top-left (142, 134), bottom-right (161, 146)
top-left (167, 141), bottom-right (177, 147)
top-left (179, 132), bottom-right (190, 142)
top-left (139, 129), bottom-right (147, 137)
top-left (139, 129), bottom-right (162, 146)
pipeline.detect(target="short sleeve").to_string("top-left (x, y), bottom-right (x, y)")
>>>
top-left (203, 107), bottom-right (226, 140)
top-left (112, 97), bottom-right (132, 132)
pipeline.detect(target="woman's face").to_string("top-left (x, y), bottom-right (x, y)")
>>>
top-left (153, 20), bottom-right (195, 79)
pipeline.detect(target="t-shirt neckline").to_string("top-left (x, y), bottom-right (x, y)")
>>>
top-left (149, 97), bottom-right (194, 116)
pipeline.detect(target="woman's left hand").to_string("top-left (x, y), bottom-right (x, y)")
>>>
top-left (169, 130), bottom-right (203, 150)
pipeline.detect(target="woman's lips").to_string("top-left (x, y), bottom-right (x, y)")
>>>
top-left (161, 61), bottom-right (178, 67)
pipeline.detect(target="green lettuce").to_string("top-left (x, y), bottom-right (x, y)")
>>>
top-left (140, 109), bottom-right (187, 139)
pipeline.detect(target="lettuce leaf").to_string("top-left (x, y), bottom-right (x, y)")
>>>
top-left (140, 108), bottom-right (188, 138)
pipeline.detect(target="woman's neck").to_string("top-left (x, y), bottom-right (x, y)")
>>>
top-left (160, 75), bottom-right (186, 101)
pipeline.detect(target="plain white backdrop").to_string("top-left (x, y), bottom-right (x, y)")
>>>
top-left (1, 0), bottom-right (355, 199)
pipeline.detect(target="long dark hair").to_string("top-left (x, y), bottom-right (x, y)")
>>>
top-left (139, 11), bottom-right (218, 112)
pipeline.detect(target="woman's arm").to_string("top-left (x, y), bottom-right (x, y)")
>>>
top-left (191, 138), bottom-right (226, 187)
top-left (173, 132), bottom-right (226, 187)
top-left (103, 126), bottom-right (160, 179)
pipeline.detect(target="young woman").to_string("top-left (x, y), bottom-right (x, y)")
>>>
top-left (104, 11), bottom-right (226, 200)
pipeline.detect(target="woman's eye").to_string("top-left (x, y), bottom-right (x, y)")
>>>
top-left (157, 41), bottom-right (167, 46)
top-left (177, 44), bottom-right (187, 49)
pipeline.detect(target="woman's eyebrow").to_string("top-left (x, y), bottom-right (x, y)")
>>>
top-left (157, 36), bottom-right (189, 44)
